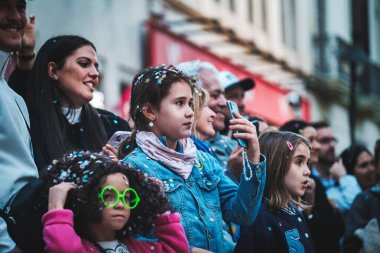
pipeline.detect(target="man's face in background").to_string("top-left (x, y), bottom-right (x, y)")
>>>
top-left (0, 0), bottom-right (26, 52)
top-left (199, 68), bottom-right (227, 132)
top-left (316, 127), bottom-right (337, 165)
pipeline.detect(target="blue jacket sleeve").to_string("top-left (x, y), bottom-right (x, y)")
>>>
top-left (215, 153), bottom-right (266, 226)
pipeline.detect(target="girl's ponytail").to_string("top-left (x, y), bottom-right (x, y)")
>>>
top-left (118, 130), bottom-right (138, 159)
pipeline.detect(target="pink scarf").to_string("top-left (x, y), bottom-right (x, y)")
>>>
top-left (136, 131), bottom-right (196, 179)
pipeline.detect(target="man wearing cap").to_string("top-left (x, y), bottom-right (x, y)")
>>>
top-left (219, 70), bottom-right (258, 136)
top-left (0, 0), bottom-right (39, 251)
top-left (218, 71), bottom-right (257, 183)
top-left (219, 71), bottom-right (255, 115)
top-left (176, 62), bottom-right (240, 173)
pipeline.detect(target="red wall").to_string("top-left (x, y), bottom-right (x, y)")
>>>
top-left (146, 21), bottom-right (310, 125)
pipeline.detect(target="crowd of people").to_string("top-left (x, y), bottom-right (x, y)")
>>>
top-left (1, 0), bottom-right (379, 252)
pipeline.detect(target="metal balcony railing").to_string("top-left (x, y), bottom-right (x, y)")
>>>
top-left (313, 35), bottom-right (380, 97)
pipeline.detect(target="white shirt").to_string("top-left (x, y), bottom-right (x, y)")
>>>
top-left (61, 106), bottom-right (82, 124)
top-left (98, 240), bottom-right (130, 253)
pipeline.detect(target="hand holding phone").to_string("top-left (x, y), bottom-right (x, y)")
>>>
top-left (226, 100), bottom-right (247, 148)
top-left (251, 120), bottom-right (260, 136)
top-left (107, 131), bottom-right (131, 149)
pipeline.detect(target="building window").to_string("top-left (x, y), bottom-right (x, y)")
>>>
top-left (229, 0), bottom-right (235, 12)
top-left (248, 0), bottom-right (254, 23)
top-left (281, 0), bottom-right (297, 49)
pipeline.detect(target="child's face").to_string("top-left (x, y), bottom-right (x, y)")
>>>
top-left (284, 143), bottom-right (311, 198)
top-left (96, 173), bottom-right (131, 236)
top-left (152, 80), bottom-right (194, 146)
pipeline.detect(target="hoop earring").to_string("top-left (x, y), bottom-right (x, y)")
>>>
top-left (148, 122), bottom-right (154, 127)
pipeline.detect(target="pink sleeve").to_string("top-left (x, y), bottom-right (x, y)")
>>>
top-left (152, 213), bottom-right (190, 253)
top-left (42, 209), bottom-right (89, 253)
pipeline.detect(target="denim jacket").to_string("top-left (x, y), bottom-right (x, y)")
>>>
top-left (207, 132), bottom-right (238, 169)
top-left (123, 147), bottom-right (266, 252)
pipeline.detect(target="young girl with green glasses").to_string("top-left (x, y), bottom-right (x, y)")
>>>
top-left (41, 150), bottom-right (189, 253)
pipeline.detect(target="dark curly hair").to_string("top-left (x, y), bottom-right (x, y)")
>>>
top-left (118, 65), bottom-right (195, 159)
top-left (41, 151), bottom-right (173, 242)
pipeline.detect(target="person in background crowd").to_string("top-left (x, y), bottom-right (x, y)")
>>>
top-left (246, 116), bottom-right (269, 137)
top-left (119, 65), bottom-right (266, 253)
top-left (41, 151), bottom-right (189, 253)
top-left (177, 62), bottom-right (251, 249)
top-left (312, 121), bottom-right (361, 214)
top-left (190, 86), bottom-right (216, 155)
top-left (343, 139), bottom-right (380, 253)
top-left (0, 1), bottom-right (39, 251)
top-left (219, 70), bottom-right (255, 136)
top-left (10, 35), bottom-right (130, 170)
top-left (177, 61), bottom-right (249, 186)
top-left (340, 144), bottom-right (377, 190)
top-left (7, 13), bottom-right (35, 94)
top-left (176, 61), bottom-right (238, 169)
top-left (219, 70), bottom-right (255, 116)
top-left (280, 119), bottom-right (344, 253)
top-left (234, 131), bottom-right (315, 253)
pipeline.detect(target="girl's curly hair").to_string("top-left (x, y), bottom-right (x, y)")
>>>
top-left (41, 151), bottom-right (173, 241)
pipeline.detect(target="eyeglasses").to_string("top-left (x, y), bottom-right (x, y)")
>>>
top-left (98, 186), bottom-right (140, 209)
top-left (318, 137), bottom-right (338, 145)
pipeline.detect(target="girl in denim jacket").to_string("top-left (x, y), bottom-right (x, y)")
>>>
top-left (41, 151), bottom-right (189, 253)
top-left (119, 65), bottom-right (266, 252)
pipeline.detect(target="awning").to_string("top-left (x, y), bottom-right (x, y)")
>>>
top-left (146, 11), bottom-right (310, 126)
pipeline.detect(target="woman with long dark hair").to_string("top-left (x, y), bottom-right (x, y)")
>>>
top-left (12, 35), bottom-right (130, 170)
top-left (340, 144), bottom-right (376, 190)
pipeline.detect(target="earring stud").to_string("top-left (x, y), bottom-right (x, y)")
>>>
top-left (148, 122), bottom-right (154, 127)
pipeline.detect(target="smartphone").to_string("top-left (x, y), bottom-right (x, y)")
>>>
top-left (226, 100), bottom-right (246, 148)
top-left (107, 131), bottom-right (131, 149)
top-left (251, 120), bottom-right (260, 136)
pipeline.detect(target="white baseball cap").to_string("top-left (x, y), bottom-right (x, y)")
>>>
top-left (219, 71), bottom-right (255, 91)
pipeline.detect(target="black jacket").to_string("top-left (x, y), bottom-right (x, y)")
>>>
top-left (9, 67), bottom-right (130, 170)
top-left (343, 184), bottom-right (380, 253)
top-left (305, 176), bottom-right (345, 253)
top-left (235, 201), bottom-right (315, 253)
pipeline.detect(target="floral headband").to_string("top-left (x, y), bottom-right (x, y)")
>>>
top-left (132, 64), bottom-right (200, 115)
top-left (133, 64), bottom-right (197, 87)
